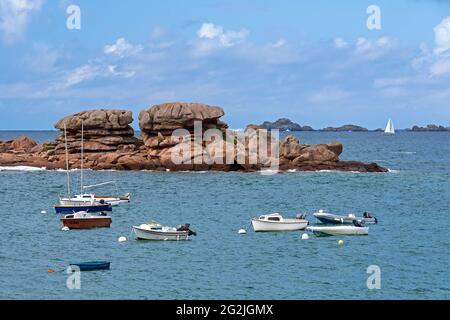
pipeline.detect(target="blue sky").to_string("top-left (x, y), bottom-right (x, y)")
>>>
top-left (1, 0), bottom-right (450, 129)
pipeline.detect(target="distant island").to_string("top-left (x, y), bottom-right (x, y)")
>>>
top-left (320, 125), bottom-right (369, 132)
top-left (409, 124), bottom-right (450, 132)
top-left (259, 118), bottom-right (314, 131)
top-left (260, 118), bottom-right (369, 132)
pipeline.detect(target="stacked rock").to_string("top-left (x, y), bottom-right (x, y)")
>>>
top-left (54, 109), bottom-right (141, 154)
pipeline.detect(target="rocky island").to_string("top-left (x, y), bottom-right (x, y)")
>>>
top-left (0, 102), bottom-right (387, 172)
top-left (320, 124), bottom-right (369, 132)
top-left (410, 124), bottom-right (450, 132)
top-left (260, 118), bottom-right (314, 131)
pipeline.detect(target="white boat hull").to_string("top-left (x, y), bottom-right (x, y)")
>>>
top-left (59, 197), bottom-right (121, 207)
top-left (251, 219), bottom-right (308, 232)
top-left (132, 226), bottom-right (190, 241)
top-left (307, 226), bottom-right (369, 237)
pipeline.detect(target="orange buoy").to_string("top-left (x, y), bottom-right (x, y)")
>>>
top-left (47, 268), bottom-right (54, 273)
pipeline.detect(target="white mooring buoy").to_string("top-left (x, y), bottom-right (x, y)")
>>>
top-left (301, 233), bottom-right (309, 240)
top-left (118, 236), bottom-right (127, 243)
top-left (41, 210), bottom-right (47, 214)
top-left (62, 226), bottom-right (70, 231)
top-left (238, 229), bottom-right (247, 235)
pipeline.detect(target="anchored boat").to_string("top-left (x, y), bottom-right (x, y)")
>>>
top-left (132, 222), bottom-right (197, 241)
top-left (69, 261), bottom-right (110, 271)
top-left (251, 213), bottom-right (308, 232)
top-left (61, 211), bottom-right (112, 229)
top-left (307, 225), bottom-right (369, 237)
top-left (55, 203), bottom-right (112, 214)
top-left (313, 210), bottom-right (377, 225)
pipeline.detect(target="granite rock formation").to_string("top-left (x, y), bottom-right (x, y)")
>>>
top-left (0, 103), bottom-right (387, 173)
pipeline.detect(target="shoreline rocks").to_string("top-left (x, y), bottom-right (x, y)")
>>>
top-left (0, 103), bottom-right (388, 173)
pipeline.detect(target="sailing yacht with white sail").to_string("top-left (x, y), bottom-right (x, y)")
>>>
top-left (384, 118), bottom-right (395, 135)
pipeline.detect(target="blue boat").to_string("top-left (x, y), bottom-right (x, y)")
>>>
top-left (54, 203), bottom-right (112, 214)
top-left (69, 261), bottom-right (110, 271)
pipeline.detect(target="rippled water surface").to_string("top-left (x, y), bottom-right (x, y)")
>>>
top-left (0, 131), bottom-right (449, 299)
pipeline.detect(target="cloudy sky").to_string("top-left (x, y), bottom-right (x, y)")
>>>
top-left (1, 0), bottom-right (450, 129)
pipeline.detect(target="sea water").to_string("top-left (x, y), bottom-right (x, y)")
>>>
top-left (0, 131), bottom-right (449, 299)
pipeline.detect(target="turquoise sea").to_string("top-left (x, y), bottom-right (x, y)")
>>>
top-left (0, 131), bottom-right (449, 299)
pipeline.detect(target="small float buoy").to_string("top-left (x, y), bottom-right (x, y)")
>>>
top-left (62, 226), bottom-right (69, 231)
top-left (47, 268), bottom-right (54, 273)
top-left (301, 233), bottom-right (309, 240)
top-left (338, 239), bottom-right (344, 246)
top-left (238, 229), bottom-right (247, 235)
top-left (166, 168), bottom-right (170, 172)
top-left (118, 236), bottom-right (127, 243)
top-left (41, 210), bottom-right (47, 214)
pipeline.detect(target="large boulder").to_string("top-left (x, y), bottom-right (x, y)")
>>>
top-left (11, 136), bottom-right (37, 152)
top-left (139, 102), bottom-right (227, 134)
top-left (55, 109), bottom-right (133, 131)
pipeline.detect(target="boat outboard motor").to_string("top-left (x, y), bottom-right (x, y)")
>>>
top-left (352, 220), bottom-right (364, 227)
top-left (177, 224), bottom-right (197, 236)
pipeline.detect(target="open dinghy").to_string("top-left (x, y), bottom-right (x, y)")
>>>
top-left (132, 222), bottom-right (196, 241)
top-left (69, 261), bottom-right (110, 271)
top-left (314, 210), bottom-right (377, 225)
top-left (307, 225), bottom-right (369, 237)
top-left (251, 213), bottom-right (308, 232)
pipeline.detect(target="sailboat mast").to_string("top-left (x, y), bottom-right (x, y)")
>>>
top-left (64, 123), bottom-right (71, 197)
top-left (80, 120), bottom-right (84, 195)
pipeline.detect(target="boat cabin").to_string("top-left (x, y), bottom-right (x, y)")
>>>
top-left (258, 213), bottom-right (284, 222)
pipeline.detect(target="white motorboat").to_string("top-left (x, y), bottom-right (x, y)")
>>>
top-left (251, 213), bottom-right (308, 232)
top-left (306, 225), bottom-right (369, 237)
top-left (132, 222), bottom-right (196, 241)
top-left (313, 210), bottom-right (377, 225)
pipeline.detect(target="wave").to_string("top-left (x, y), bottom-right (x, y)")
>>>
top-left (387, 168), bottom-right (400, 173)
top-left (393, 151), bottom-right (416, 155)
top-left (0, 166), bottom-right (47, 172)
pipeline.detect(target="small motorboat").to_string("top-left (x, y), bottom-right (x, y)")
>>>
top-left (61, 211), bottom-right (112, 229)
top-left (54, 202), bottom-right (112, 214)
top-left (306, 224), bottom-right (369, 237)
top-left (251, 213), bottom-right (308, 232)
top-left (69, 261), bottom-right (110, 271)
top-left (132, 221), bottom-right (196, 241)
top-left (313, 210), bottom-right (377, 225)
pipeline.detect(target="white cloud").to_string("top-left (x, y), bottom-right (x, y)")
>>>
top-left (0, 0), bottom-right (43, 43)
top-left (308, 87), bottom-right (352, 104)
top-left (334, 37), bottom-right (348, 49)
top-left (433, 17), bottom-right (450, 57)
top-left (430, 59), bottom-right (450, 76)
top-left (104, 38), bottom-right (143, 58)
top-left (270, 38), bottom-right (287, 48)
top-left (107, 65), bottom-right (135, 78)
top-left (63, 64), bottom-right (101, 88)
top-left (354, 37), bottom-right (395, 59)
top-left (193, 22), bottom-right (248, 56)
